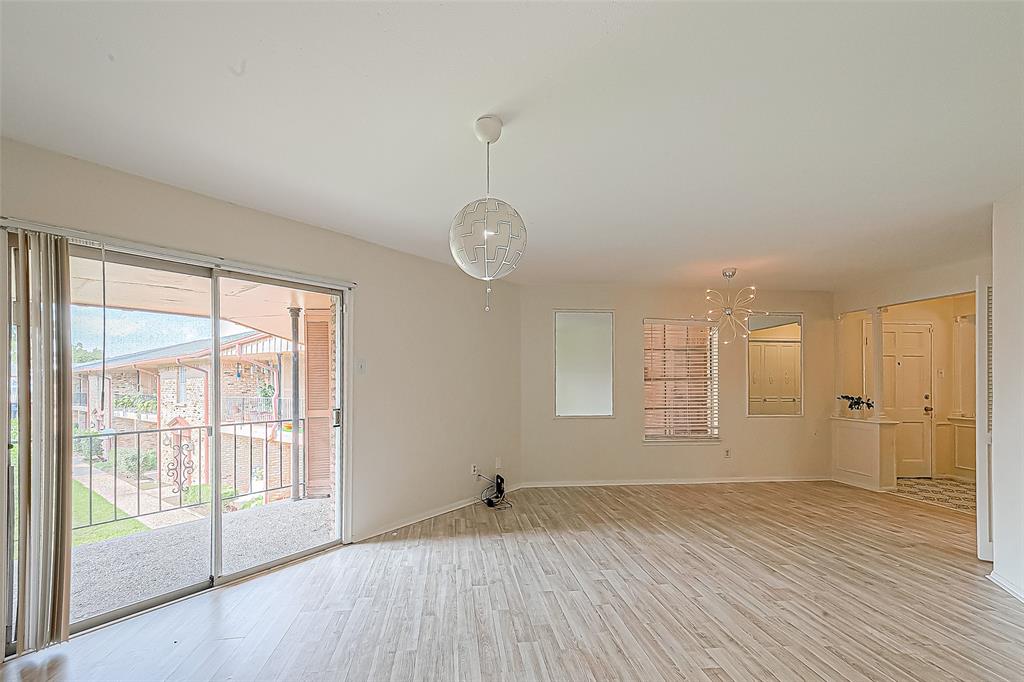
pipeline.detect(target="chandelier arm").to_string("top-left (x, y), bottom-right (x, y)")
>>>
top-left (735, 290), bottom-right (756, 307)
top-left (720, 317), bottom-right (737, 344)
top-left (706, 290), bottom-right (727, 307)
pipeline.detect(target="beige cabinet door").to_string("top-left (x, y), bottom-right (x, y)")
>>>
top-left (748, 342), bottom-right (764, 415)
top-left (763, 343), bottom-right (781, 413)
top-left (778, 342), bottom-right (801, 415)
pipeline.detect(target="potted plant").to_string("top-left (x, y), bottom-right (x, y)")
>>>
top-left (837, 394), bottom-right (874, 417)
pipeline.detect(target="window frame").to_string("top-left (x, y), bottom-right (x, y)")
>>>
top-left (553, 309), bottom-right (615, 419)
top-left (176, 365), bottom-right (188, 405)
top-left (642, 318), bottom-right (720, 444)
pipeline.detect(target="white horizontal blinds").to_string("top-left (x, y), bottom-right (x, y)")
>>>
top-left (643, 320), bottom-right (719, 441)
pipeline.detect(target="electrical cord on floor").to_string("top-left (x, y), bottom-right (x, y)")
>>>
top-left (477, 473), bottom-right (513, 510)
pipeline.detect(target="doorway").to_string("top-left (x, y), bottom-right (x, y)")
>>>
top-left (863, 293), bottom-right (978, 513)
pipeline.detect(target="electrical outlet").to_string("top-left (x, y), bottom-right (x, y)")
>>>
top-left (724, 448), bottom-right (732, 460)
top-left (471, 464), bottom-right (479, 476)
top-left (495, 457), bottom-right (503, 470)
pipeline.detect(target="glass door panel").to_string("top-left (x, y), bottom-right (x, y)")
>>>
top-left (4, 236), bottom-right (17, 653)
top-left (68, 252), bottom-right (218, 624)
top-left (216, 275), bottom-right (341, 576)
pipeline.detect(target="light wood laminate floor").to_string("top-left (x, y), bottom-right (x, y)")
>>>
top-left (4, 481), bottom-right (1024, 681)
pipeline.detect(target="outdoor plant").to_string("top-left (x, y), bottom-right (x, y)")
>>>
top-left (97, 447), bottom-right (159, 479)
top-left (257, 380), bottom-right (276, 399)
top-left (71, 425), bottom-right (99, 457)
top-left (114, 392), bottom-right (158, 414)
top-left (838, 394), bottom-right (874, 411)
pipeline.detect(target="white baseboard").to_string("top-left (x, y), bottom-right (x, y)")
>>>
top-left (514, 475), bottom-right (828, 489)
top-left (353, 478), bottom-right (826, 541)
top-left (988, 572), bottom-right (1024, 605)
top-left (355, 494), bottom-right (481, 542)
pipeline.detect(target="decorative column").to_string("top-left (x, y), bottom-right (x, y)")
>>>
top-left (870, 307), bottom-right (886, 417)
top-left (834, 314), bottom-right (843, 417)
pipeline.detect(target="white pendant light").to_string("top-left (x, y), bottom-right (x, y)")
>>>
top-left (449, 115), bottom-right (527, 311)
top-left (705, 267), bottom-right (762, 344)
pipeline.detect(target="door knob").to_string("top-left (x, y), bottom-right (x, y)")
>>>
top-left (923, 406), bottom-right (934, 413)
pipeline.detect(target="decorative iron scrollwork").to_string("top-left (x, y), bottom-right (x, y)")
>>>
top-left (163, 434), bottom-right (195, 495)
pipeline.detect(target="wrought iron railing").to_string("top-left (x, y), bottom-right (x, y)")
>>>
top-left (70, 418), bottom-right (304, 530)
top-left (221, 396), bottom-right (300, 424)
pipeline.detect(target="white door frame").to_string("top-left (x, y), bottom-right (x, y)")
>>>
top-left (211, 270), bottom-right (350, 586)
top-left (976, 275), bottom-right (993, 561)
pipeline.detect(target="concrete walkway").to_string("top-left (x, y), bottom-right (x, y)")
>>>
top-left (69, 497), bottom-right (334, 623)
top-left (72, 461), bottom-right (205, 529)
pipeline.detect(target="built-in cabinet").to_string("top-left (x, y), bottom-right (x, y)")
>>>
top-left (748, 341), bottom-right (801, 415)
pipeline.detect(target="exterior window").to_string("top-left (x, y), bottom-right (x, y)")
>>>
top-left (643, 319), bottom-right (719, 441)
top-left (554, 311), bottom-right (614, 417)
top-left (177, 366), bottom-right (187, 404)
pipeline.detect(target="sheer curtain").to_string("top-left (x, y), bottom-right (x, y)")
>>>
top-left (10, 230), bottom-right (73, 653)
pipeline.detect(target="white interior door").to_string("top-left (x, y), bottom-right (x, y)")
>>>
top-left (976, 275), bottom-right (993, 561)
top-left (867, 321), bottom-right (934, 477)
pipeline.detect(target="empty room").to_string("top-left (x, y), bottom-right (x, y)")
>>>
top-left (1, 2), bottom-right (1023, 680)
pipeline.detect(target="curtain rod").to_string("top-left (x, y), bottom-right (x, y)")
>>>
top-left (0, 216), bottom-right (357, 292)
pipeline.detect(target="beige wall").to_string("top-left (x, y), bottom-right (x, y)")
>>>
top-left (1, 138), bottom-right (521, 541)
top-left (749, 322), bottom-right (800, 341)
top-left (835, 310), bottom-right (870, 413)
top-left (992, 184), bottom-right (1024, 600)
top-left (833, 253), bottom-right (990, 314)
top-left (519, 285), bottom-right (834, 485)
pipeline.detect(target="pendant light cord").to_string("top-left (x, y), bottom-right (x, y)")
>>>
top-left (484, 141), bottom-right (492, 311)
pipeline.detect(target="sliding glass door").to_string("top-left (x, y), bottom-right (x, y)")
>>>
top-left (53, 244), bottom-right (346, 630)
top-left (67, 250), bottom-right (216, 625)
top-left (215, 274), bottom-right (342, 577)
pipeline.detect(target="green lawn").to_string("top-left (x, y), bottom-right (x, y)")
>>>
top-left (71, 480), bottom-right (148, 546)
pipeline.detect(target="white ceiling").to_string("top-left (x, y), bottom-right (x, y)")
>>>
top-left (3, 2), bottom-right (1022, 290)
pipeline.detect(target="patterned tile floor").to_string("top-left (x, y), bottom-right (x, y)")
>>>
top-left (891, 477), bottom-right (976, 514)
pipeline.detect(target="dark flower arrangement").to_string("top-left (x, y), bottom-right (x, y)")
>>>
top-left (838, 394), bottom-right (874, 411)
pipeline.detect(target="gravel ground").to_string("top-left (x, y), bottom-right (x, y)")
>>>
top-left (70, 497), bottom-right (334, 623)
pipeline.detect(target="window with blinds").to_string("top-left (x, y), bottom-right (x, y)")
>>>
top-left (643, 319), bottom-right (719, 441)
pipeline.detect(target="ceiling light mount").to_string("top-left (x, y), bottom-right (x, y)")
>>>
top-left (474, 115), bottom-right (502, 144)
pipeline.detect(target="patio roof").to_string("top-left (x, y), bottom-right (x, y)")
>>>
top-left (73, 331), bottom-right (261, 372)
top-left (70, 254), bottom-right (336, 340)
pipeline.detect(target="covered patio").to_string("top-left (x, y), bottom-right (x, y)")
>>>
top-left (70, 497), bottom-right (334, 623)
